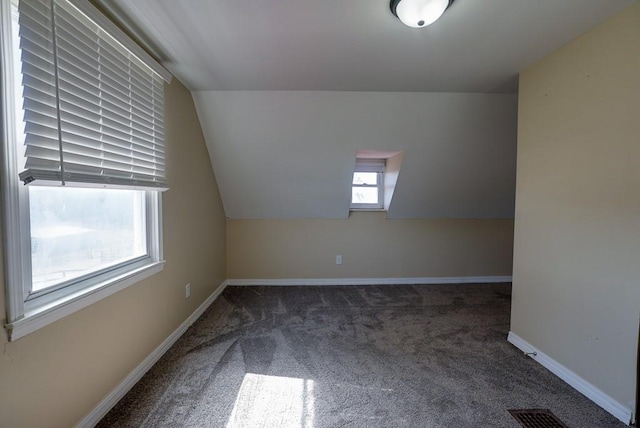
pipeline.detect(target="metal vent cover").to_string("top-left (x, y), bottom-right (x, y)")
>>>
top-left (508, 409), bottom-right (568, 428)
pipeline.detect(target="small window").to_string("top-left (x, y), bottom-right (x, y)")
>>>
top-left (351, 159), bottom-right (385, 210)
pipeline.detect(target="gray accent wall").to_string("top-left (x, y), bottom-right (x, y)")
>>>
top-left (193, 91), bottom-right (517, 219)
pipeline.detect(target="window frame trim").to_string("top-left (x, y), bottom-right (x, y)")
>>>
top-left (350, 162), bottom-right (386, 211)
top-left (2, 191), bottom-right (165, 341)
top-left (2, 188), bottom-right (165, 341)
top-left (23, 190), bottom-right (161, 305)
top-left (7, 260), bottom-right (165, 341)
top-left (1, 0), bottom-right (27, 324)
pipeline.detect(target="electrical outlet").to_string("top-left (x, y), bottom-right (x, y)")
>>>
top-left (185, 283), bottom-right (191, 299)
top-left (336, 255), bottom-right (343, 265)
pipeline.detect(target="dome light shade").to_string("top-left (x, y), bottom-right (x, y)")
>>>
top-left (390, 0), bottom-right (453, 28)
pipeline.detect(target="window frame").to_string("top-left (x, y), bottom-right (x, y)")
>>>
top-left (21, 190), bottom-right (164, 309)
top-left (350, 159), bottom-right (385, 211)
top-left (1, 0), bottom-right (168, 341)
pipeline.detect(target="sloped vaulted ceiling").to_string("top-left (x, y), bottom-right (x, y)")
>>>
top-left (103, 0), bottom-right (635, 219)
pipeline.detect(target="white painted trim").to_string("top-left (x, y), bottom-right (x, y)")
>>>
top-left (226, 276), bottom-right (512, 287)
top-left (5, 191), bottom-right (165, 341)
top-left (76, 280), bottom-right (229, 428)
top-left (7, 262), bottom-right (166, 341)
top-left (0, 0), bottom-right (29, 324)
top-left (507, 331), bottom-right (633, 425)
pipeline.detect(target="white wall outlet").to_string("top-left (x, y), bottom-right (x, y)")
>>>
top-left (185, 283), bottom-right (191, 299)
top-left (336, 255), bottom-right (343, 265)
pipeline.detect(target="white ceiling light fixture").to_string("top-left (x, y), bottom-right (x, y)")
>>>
top-left (390, 0), bottom-right (454, 28)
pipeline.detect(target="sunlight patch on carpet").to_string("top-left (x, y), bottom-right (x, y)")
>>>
top-left (226, 373), bottom-right (315, 428)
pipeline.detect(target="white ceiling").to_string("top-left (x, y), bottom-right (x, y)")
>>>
top-left (103, 0), bottom-right (635, 93)
top-left (95, 0), bottom-right (635, 219)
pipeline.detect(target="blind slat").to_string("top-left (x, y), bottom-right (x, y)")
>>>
top-left (355, 159), bottom-right (386, 173)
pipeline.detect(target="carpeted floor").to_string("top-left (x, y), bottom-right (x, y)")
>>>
top-left (98, 284), bottom-right (625, 427)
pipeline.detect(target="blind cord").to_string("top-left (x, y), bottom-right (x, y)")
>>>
top-left (49, 0), bottom-right (66, 185)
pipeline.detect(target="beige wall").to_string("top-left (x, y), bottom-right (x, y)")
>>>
top-left (228, 213), bottom-right (514, 279)
top-left (512, 2), bottom-right (640, 414)
top-left (0, 79), bottom-right (227, 427)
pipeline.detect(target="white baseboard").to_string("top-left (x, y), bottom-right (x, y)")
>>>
top-left (76, 280), bottom-right (229, 428)
top-left (507, 331), bottom-right (633, 425)
top-left (226, 276), bottom-right (512, 287)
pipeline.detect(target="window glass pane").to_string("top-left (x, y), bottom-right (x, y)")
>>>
top-left (353, 172), bottom-right (377, 185)
top-left (352, 187), bottom-right (379, 204)
top-left (29, 187), bottom-right (146, 292)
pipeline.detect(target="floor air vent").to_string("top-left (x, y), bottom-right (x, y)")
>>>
top-left (508, 409), bottom-right (568, 428)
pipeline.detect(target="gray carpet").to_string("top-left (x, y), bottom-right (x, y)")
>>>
top-left (98, 284), bottom-right (625, 427)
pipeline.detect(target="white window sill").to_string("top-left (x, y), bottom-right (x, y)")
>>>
top-left (5, 261), bottom-right (165, 341)
top-left (349, 208), bottom-right (386, 212)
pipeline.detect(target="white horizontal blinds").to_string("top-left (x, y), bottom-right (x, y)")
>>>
top-left (355, 158), bottom-right (385, 173)
top-left (54, 0), bottom-right (166, 187)
top-left (17, 0), bottom-right (167, 190)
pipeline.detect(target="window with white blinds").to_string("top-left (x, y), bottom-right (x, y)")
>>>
top-left (17, 0), bottom-right (171, 189)
top-left (0, 0), bottom-right (169, 340)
